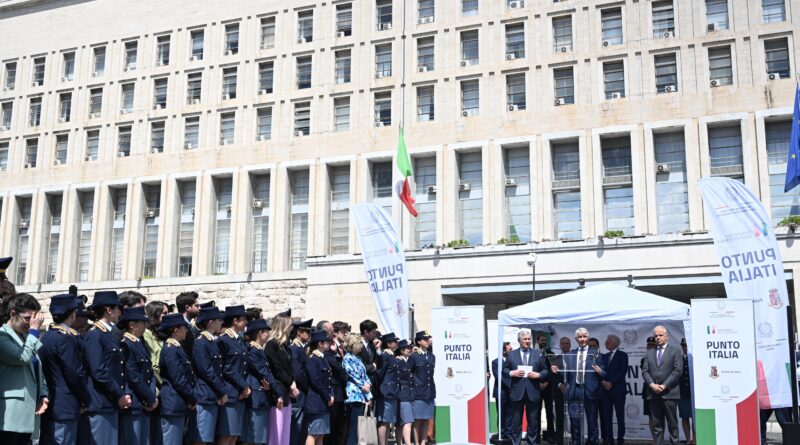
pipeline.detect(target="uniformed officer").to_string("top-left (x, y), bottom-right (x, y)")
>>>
top-left (410, 330), bottom-right (436, 445)
top-left (305, 330), bottom-right (334, 445)
top-left (289, 318), bottom-right (313, 445)
top-left (84, 291), bottom-right (131, 445)
top-left (158, 313), bottom-right (198, 445)
top-left (376, 332), bottom-right (400, 445)
top-left (119, 307), bottom-right (158, 445)
top-left (189, 306), bottom-right (227, 445)
top-left (39, 294), bottom-right (91, 445)
top-left (395, 340), bottom-right (415, 445)
top-left (243, 318), bottom-right (277, 445)
top-left (216, 305), bottom-right (251, 445)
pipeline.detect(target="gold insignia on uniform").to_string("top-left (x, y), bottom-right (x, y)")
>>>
top-left (123, 332), bottom-right (139, 342)
top-left (249, 341), bottom-right (264, 350)
top-left (200, 331), bottom-right (215, 341)
top-left (94, 323), bottom-right (109, 333)
top-left (165, 338), bottom-right (181, 347)
top-left (312, 350), bottom-right (324, 358)
top-left (224, 328), bottom-right (236, 338)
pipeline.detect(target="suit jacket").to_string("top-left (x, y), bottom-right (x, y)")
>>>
top-left (0, 324), bottom-right (47, 434)
top-left (599, 349), bottom-right (628, 396)
top-left (502, 347), bottom-right (549, 402)
top-left (323, 346), bottom-right (347, 403)
top-left (491, 357), bottom-right (511, 401)
top-left (264, 341), bottom-right (294, 404)
top-left (641, 343), bottom-right (683, 400)
top-left (357, 339), bottom-right (381, 391)
top-left (560, 347), bottom-right (603, 401)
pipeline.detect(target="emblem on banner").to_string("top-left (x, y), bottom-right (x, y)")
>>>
top-left (625, 404), bottom-right (640, 420)
top-left (446, 367), bottom-right (455, 379)
top-left (396, 299), bottom-right (406, 316)
top-left (710, 366), bottom-right (719, 379)
top-left (721, 385), bottom-right (730, 395)
top-left (768, 288), bottom-right (783, 309)
top-left (758, 322), bottom-right (773, 338)
top-left (623, 329), bottom-right (638, 346)
top-left (716, 301), bottom-right (726, 310)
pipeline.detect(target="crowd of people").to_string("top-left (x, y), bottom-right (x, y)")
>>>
top-left (0, 283), bottom-right (438, 445)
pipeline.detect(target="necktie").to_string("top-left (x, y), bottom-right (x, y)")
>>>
top-left (523, 350), bottom-right (528, 365)
top-left (577, 348), bottom-right (585, 385)
top-left (657, 347), bottom-right (664, 367)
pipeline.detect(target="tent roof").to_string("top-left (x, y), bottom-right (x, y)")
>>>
top-left (497, 282), bottom-right (691, 326)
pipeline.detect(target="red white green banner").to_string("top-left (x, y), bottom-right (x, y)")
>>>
top-left (432, 306), bottom-right (488, 444)
top-left (691, 299), bottom-right (759, 444)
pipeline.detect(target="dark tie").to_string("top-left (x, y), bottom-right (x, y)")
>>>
top-left (657, 347), bottom-right (664, 367)
top-left (523, 350), bottom-right (528, 365)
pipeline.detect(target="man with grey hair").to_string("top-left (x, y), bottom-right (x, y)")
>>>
top-left (598, 334), bottom-right (629, 445)
top-left (641, 325), bottom-right (683, 445)
top-left (502, 328), bottom-right (550, 445)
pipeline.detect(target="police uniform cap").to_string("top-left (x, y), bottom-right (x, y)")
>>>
top-left (0, 256), bottom-right (12, 273)
top-left (245, 318), bottom-right (271, 336)
top-left (196, 306), bottom-right (223, 325)
top-left (159, 313), bottom-right (190, 332)
top-left (119, 306), bottom-right (148, 324)
top-left (415, 330), bottom-right (432, 342)
top-left (49, 294), bottom-right (83, 317)
top-left (223, 305), bottom-right (246, 319)
top-left (646, 336), bottom-right (656, 345)
top-left (381, 332), bottom-right (399, 344)
top-left (310, 330), bottom-right (329, 344)
top-left (89, 291), bottom-right (123, 310)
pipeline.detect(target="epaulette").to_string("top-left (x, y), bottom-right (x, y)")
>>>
top-left (51, 324), bottom-right (78, 336)
top-left (165, 338), bottom-right (181, 347)
top-left (311, 350), bottom-right (324, 358)
top-left (224, 328), bottom-right (236, 339)
top-left (92, 323), bottom-right (109, 333)
top-left (123, 332), bottom-right (139, 342)
top-left (249, 341), bottom-right (263, 350)
top-left (292, 338), bottom-right (306, 348)
top-left (199, 331), bottom-right (215, 341)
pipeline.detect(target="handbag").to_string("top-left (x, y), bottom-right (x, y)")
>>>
top-left (357, 402), bottom-right (378, 445)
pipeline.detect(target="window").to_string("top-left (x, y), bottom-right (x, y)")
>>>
top-left (187, 72), bottom-right (202, 103)
top-left (706, 0), bottom-right (729, 31)
top-left (121, 83), bottom-right (135, 113)
top-left (117, 125), bottom-right (131, 157)
top-left (297, 56), bottom-right (312, 89)
top-left (25, 138), bottom-right (38, 168)
top-left (374, 92), bottom-right (391, 126)
top-left (765, 38), bottom-right (790, 79)
top-left (414, 156), bottom-right (437, 248)
top-left (462, 0), bottom-right (478, 16)
top-left (5, 62), bottom-right (16, 90)
top-left (601, 8), bottom-right (623, 45)
top-left (29, 97), bottom-right (41, 127)
top-left (156, 35), bottom-right (171, 66)
top-left (93, 47), bottom-right (105, 76)
top-left (763, 0), bottom-right (786, 23)
top-left (33, 57), bottom-right (46, 86)
top-left (505, 24), bottom-right (525, 59)
top-left (602, 136), bottom-right (634, 235)
top-left (141, 184), bottom-right (160, 278)
top-left (15, 197), bottom-right (32, 284)
top-left (0, 141), bottom-right (7, 171)
top-left (213, 178), bottom-right (232, 275)
top-left (461, 80), bottom-right (479, 116)
top-left (766, 121), bottom-right (799, 223)
top-left (371, 161), bottom-right (393, 215)
top-left (294, 102), bottom-right (310, 135)
top-left (654, 130), bottom-right (689, 233)
top-left (86, 130), bottom-right (99, 161)
top-left (376, 44), bottom-right (392, 77)
top-left (335, 50), bottom-right (351, 84)
top-left (458, 151), bottom-right (483, 245)
top-left (190, 29), bottom-right (204, 60)
top-left (655, 53), bottom-right (678, 93)
top-left (298, 10), bottom-right (314, 43)
top-left (177, 180), bottom-right (195, 277)
top-left (225, 23), bottom-right (239, 55)
top-left (220, 112), bottom-right (235, 145)
top-left (108, 187), bottom-right (127, 280)
top-left (417, 86), bottom-right (434, 122)
top-left (329, 165), bottom-right (350, 255)
top-left (418, 0), bottom-right (435, 21)
top-left (506, 73), bottom-right (526, 110)
top-left (1, 102), bottom-right (11, 129)
top-left (222, 67), bottom-right (237, 99)
top-left (417, 37), bottom-right (434, 71)
top-left (377, 0), bottom-right (393, 30)
top-left (603, 61), bottom-right (625, 98)
top-left (709, 46), bottom-right (733, 86)
top-left (553, 16), bottom-right (573, 53)
top-left (55, 134), bottom-right (68, 164)
top-left (554, 67), bottom-right (575, 105)
top-left (552, 141), bottom-right (582, 240)
top-left (124, 41), bottom-right (138, 70)
top-left (652, 1), bottom-right (675, 37)
top-left (251, 173), bottom-right (270, 272)
top-left (77, 191), bottom-right (94, 282)
top-left (89, 88), bottom-right (103, 116)
top-left (260, 17), bottom-right (276, 49)
top-left (708, 124), bottom-right (743, 180)
top-left (461, 30), bottom-right (479, 65)
top-left (257, 62), bottom-right (274, 94)
top-left (336, 4), bottom-right (353, 36)
top-left (334, 97), bottom-right (350, 132)
top-left (256, 107), bottom-right (272, 140)
top-left (153, 78), bottom-right (168, 108)
top-left (504, 147), bottom-right (531, 242)
top-left (184, 116), bottom-right (199, 149)
top-left (289, 170), bottom-right (309, 270)
top-left (62, 52), bottom-right (75, 80)
top-left (150, 121), bottom-right (165, 152)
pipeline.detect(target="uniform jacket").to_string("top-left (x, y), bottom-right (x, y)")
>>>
top-left (121, 332), bottom-right (157, 414)
top-left (84, 322), bottom-right (128, 414)
top-left (246, 342), bottom-right (278, 410)
top-left (158, 338), bottom-right (197, 416)
top-left (357, 340), bottom-right (381, 390)
top-left (679, 354), bottom-right (691, 399)
top-left (39, 324), bottom-right (91, 422)
top-left (598, 349), bottom-right (629, 397)
top-left (409, 349), bottom-right (436, 401)
top-left (378, 351), bottom-right (400, 399)
top-left (179, 321), bottom-right (200, 357)
top-left (142, 329), bottom-right (163, 387)
top-left (560, 347), bottom-right (604, 401)
top-left (264, 340), bottom-right (294, 404)
top-left (323, 346), bottom-right (347, 403)
top-left (502, 347), bottom-right (550, 402)
top-left (217, 328), bottom-right (250, 403)
top-left (0, 324), bottom-right (47, 434)
top-left (396, 356), bottom-right (413, 402)
top-left (289, 340), bottom-right (310, 404)
top-left (641, 343), bottom-right (683, 400)
top-left (192, 331), bottom-right (227, 405)
top-left (491, 357), bottom-right (511, 401)
top-left (304, 351), bottom-right (333, 415)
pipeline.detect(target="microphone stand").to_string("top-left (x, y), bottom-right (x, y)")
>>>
top-left (550, 350), bottom-right (602, 445)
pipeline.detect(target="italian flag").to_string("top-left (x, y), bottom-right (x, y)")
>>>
top-left (395, 128), bottom-right (418, 217)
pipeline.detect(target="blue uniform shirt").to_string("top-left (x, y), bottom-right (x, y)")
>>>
top-left (121, 332), bottom-right (157, 414)
top-left (304, 351), bottom-right (333, 415)
top-left (39, 324), bottom-right (91, 421)
top-left (410, 349), bottom-right (436, 401)
top-left (84, 321), bottom-right (128, 414)
top-left (378, 351), bottom-right (400, 400)
top-left (158, 338), bottom-right (198, 416)
top-left (217, 328), bottom-right (250, 402)
top-left (192, 331), bottom-right (227, 404)
top-left (246, 342), bottom-right (278, 410)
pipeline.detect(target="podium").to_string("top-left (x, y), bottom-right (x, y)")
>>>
top-left (548, 352), bottom-right (602, 445)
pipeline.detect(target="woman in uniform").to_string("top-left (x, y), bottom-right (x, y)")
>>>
top-left (410, 331), bottom-right (435, 445)
top-left (189, 306), bottom-right (227, 445)
top-left (395, 340), bottom-right (414, 445)
top-left (376, 333), bottom-right (400, 445)
top-left (304, 330), bottom-right (333, 445)
top-left (158, 314), bottom-right (197, 445)
top-left (119, 307), bottom-right (158, 445)
top-left (242, 318), bottom-right (276, 445)
top-left (216, 305), bottom-right (251, 445)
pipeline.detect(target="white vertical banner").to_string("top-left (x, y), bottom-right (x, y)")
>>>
top-left (699, 177), bottom-right (792, 408)
top-left (352, 204), bottom-right (410, 339)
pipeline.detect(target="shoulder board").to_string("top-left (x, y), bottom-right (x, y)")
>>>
top-left (200, 331), bottom-right (215, 341)
top-left (123, 332), bottom-right (139, 342)
top-left (291, 338), bottom-right (305, 348)
top-left (312, 350), bottom-right (324, 358)
top-left (92, 323), bottom-right (109, 333)
top-left (165, 338), bottom-right (181, 347)
top-left (224, 328), bottom-right (236, 339)
top-left (249, 341), bottom-right (264, 350)
top-left (51, 324), bottom-right (72, 335)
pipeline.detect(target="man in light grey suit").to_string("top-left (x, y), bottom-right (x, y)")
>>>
top-left (641, 325), bottom-right (683, 445)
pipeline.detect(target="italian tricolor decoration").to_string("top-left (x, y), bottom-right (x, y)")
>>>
top-left (395, 128), bottom-right (418, 217)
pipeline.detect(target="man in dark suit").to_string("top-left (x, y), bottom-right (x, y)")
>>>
top-left (551, 327), bottom-right (604, 445)
top-left (641, 326), bottom-right (683, 445)
top-left (536, 333), bottom-right (557, 444)
top-left (553, 337), bottom-right (571, 445)
top-left (492, 342), bottom-right (513, 439)
top-left (598, 335), bottom-right (628, 445)
top-left (502, 328), bottom-right (550, 445)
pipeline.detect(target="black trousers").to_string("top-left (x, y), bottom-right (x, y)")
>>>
top-left (326, 401), bottom-right (347, 445)
top-left (541, 384), bottom-right (555, 438)
top-left (555, 387), bottom-right (566, 445)
top-left (0, 431), bottom-right (32, 445)
top-left (649, 397), bottom-right (679, 445)
top-left (509, 398), bottom-right (542, 445)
